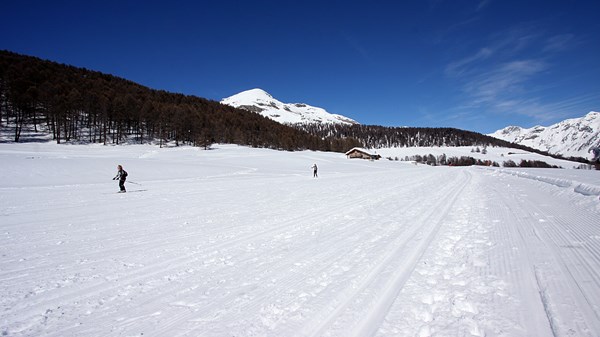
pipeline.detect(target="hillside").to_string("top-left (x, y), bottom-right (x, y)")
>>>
top-left (489, 111), bottom-right (600, 159)
top-left (0, 50), bottom-right (359, 152)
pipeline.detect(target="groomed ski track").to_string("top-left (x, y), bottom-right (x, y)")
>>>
top-left (1, 145), bottom-right (600, 336)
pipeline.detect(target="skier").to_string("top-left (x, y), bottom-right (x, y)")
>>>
top-left (311, 163), bottom-right (318, 178)
top-left (113, 164), bottom-right (128, 193)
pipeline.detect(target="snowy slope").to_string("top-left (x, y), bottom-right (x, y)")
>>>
top-left (1, 143), bottom-right (600, 336)
top-left (489, 111), bottom-right (600, 159)
top-left (221, 88), bottom-right (358, 125)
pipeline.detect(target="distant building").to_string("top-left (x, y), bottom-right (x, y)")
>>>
top-left (345, 147), bottom-right (381, 160)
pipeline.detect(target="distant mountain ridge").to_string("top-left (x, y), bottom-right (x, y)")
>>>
top-left (221, 89), bottom-right (358, 125)
top-left (489, 111), bottom-right (600, 159)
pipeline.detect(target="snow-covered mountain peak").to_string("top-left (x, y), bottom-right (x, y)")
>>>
top-left (227, 88), bottom-right (274, 102)
top-left (221, 89), bottom-right (358, 125)
top-left (489, 111), bottom-right (600, 159)
top-left (584, 111), bottom-right (600, 121)
top-left (497, 126), bottom-right (523, 136)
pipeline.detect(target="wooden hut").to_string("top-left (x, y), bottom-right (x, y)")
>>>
top-left (345, 147), bottom-right (381, 160)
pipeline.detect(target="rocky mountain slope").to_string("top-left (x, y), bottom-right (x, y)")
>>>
top-left (489, 111), bottom-right (600, 159)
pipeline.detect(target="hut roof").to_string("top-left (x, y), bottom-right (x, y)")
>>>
top-left (345, 147), bottom-right (377, 156)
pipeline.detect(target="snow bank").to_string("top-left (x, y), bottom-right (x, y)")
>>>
top-left (482, 167), bottom-right (600, 198)
top-left (574, 183), bottom-right (600, 197)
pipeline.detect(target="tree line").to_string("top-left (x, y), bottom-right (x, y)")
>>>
top-left (293, 123), bottom-right (589, 163)
top-left (400, 153), bottom-right (560, 168)
top-left (295, 123), bottom-right (518, 148)
top-left (0, 50), bottom-right (360, 151)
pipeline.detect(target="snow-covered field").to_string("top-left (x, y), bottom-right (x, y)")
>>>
top-left (1, 143), bottom-right (600, 337)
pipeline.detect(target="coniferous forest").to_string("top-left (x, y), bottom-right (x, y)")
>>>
top-left (294, 123), bottom-right (505, 148)
top-left (0, 50), bottom-right (359, 151)
top-left (292, 123), bottom-right (589, 163)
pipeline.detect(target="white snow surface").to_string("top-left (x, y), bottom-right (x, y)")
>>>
top-left (1, 143), bottom-right (600, 337)
top-left (489, 111), bottom-right (600, 159)
top-left (221, 88), bottom-right (358, 125)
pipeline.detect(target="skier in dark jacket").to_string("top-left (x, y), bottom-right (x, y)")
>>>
top-left (113, 165), bottom-right (128, 193)
top-left (311, 163), bottom-right (318, 178)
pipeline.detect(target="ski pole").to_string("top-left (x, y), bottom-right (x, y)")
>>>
top-left (127, 180), bottom-right (142, 186)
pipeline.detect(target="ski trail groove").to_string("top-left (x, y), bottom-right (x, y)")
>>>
top-left (133, 172), bottom-right (449, 337)
top-left (485, 184), bottom-right (553, 335)
top-left (33, 170), bottom-right (448, 337)
top-left (298, 170), bottom-right (471, 337)
top-left (350, 170), bottom-right (472, 337)
top-left (512, 185), bottom-right (600, 334)
top-left (489, 172), bottom-right (600, 336)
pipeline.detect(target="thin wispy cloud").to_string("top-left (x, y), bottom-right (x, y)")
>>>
top-left (444, 24), bottom-right (591, 124)
top-left (460, 73), bottom-right (599, 124)
top-left (445, 47), bottom-right (494, 76)
top-left (543, 34), bottom-right (575, 52)
top-left (481, 92), bottom-right (600, 125)
top-left (429, 0), bottom-right (492, 13)
top-left (514, 92), bottom-right (600, 121)
top-left (445, 25), bottom-right (541, 77)
top-left (476, 0), bottom-right (492, 12)
top-left (463, 59), bottom-right (547, 104)
top-left (429, 1), bottom-right (491, 45)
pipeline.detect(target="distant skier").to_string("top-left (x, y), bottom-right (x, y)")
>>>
top-left (311, 163), bottom-right (318, 178)
top-left (113, 164), bottom-right (128, 193)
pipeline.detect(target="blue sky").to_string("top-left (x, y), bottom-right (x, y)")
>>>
top-left (2, 0), bottom-right (600, 133)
